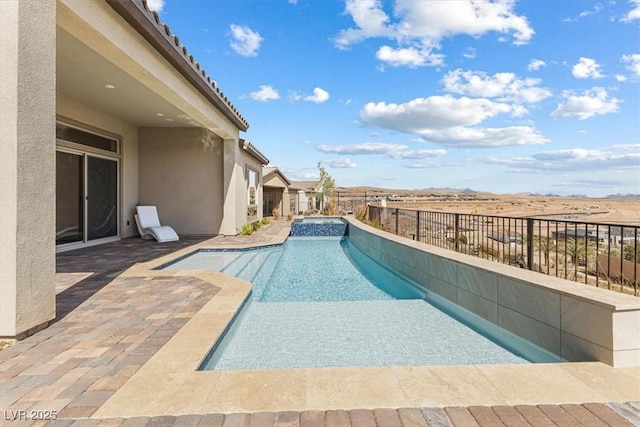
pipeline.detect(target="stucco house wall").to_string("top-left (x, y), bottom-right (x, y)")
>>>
top-left (1, 0), bottom-right (56, 338)
top-left (139, 127), bottom-right (224, 235)
top-left (56, 95), bottom-right (140, 238)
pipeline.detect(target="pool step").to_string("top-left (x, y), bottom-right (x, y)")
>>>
top-left (250, 250), bottom-right (283, 299)
top-left (235, 250), bottom-right (273, 283)
top-left (221, 252), bottom-right (259, 278)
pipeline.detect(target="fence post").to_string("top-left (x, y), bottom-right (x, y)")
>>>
top-left (395, 208), bottom-right (399, 235)
top-left (416, 211), bottom-right (421, 241)
top-left (527, 218), bottom-right (534, 270)
top-left (454, 213), bottom-right (460, 251)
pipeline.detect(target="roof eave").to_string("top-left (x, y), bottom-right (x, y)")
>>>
top-left (240, 139), bottom-right (269, 165)
top-left (106, 0), bottom-right (249, 131)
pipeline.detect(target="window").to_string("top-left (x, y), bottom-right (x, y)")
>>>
top-left (248, 168), bottom-right (258, 206)
top-left (56, 123), bottom-right (118, 153)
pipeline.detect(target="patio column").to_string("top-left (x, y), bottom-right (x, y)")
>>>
top-left (0, 0), bottom-right (56, 338)
top-left (220, 137), bottom-right (240, 235)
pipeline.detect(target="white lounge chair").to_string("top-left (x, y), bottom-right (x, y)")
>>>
top-left (135, 206), bottom-right (179, 242)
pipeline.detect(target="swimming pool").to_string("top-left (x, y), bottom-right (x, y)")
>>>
top-left (165, 237), bottom-right (563, 370)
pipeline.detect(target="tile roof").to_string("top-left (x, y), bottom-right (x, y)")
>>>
top-left (108, 0), bottom-right (249, 131)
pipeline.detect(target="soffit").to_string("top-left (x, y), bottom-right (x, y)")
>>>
top-left (57, 28), bottom-right (199, 128)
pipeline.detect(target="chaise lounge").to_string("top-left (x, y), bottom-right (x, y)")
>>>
top-left (135, 205), bottom-right (179, 242)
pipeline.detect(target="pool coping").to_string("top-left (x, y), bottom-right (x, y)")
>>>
top-left (93, 220), bottom-right (640, 418)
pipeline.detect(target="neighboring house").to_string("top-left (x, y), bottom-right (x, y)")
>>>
top-left (1, 0), bottom-right (268, 339)
top-left (290, 181), bottom-right (320, 214)
top-left (262, 166), bottom-right (293, 217)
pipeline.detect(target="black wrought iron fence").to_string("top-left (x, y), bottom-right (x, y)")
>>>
top-left (368, 205), bottom-right (639, 296)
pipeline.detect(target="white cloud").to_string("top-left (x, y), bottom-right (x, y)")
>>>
top-left (229, 24), bottom-right (263, 57)
top-left (325, 158), bottom-right (358, 168)
top-left (622, 54), bottom-right (640, 79)
top-left (442, 69), bottom-right (552, 104)
top-left (376, 46), bottom-right (444, 68)
top-left (360, 95), bottom-right (515, 132)
top-left (317, 142), bottom-right (408, 155)
top-left (145, 0), bottom-right (165, 12)
top-left (250, 85), bottom-right (280, 102)
top-left (527, 59), bottom-right (546, 71)
top-left (304, 87), bottom-right (330, 103)
top-left (333, 0), bottom-right (393, 49)
top-left (387, 149), bottom-right (447, 159)
top-left (551, 88), bottom-right (621, 120)
top-left (288, 0), bottom-right (298, 4)
top-left (359, 95), bottom-right (547, 148)
top-left (317, 142), bottom-right (446, 159)
top-left (333, 0), bottom-right (533, 67)
top-left (563, 4), bottom-right (603, 22)
top-left (486, 145), bottom-right (640, 172)
top-left (418, 126), bottom-right (548, 148)
top-left (462, 47), bottom-right (476, 59)
top-left (572, 57), bottom-right (604, 79)
top-left (616, 74), bottom-right (628, 82)
top-left (621, 0), bottom-right (640, 22)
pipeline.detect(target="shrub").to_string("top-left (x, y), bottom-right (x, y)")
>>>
top-left (286, 213), bottom-right (293, 221)
top-left (241, 224), bottom-right (254, 235)
top-left (322, 200), bottom-right (338, 215)
top-left (272, 208), bottom-right (280, 220)
top-left (253, 221), bottom-right (262, 231)
top-left (261, 217), bottom-right (271, 225)
top-left (354, 204), bottom-right (368, 221)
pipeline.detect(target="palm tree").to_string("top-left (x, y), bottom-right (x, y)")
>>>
top-left (533, 235), bottom-right (556, 267)
top-left (560, 237), bottom-right (596, 281)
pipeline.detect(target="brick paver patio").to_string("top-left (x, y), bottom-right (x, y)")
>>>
top-left (1, 221), bottom-right (638, 426)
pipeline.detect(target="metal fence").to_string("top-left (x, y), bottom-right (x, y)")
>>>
top-left (368, 205), bottom-right (639, 296)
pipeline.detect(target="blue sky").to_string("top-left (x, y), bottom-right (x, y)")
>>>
top-left (149, 0), bottom-right (639, 197)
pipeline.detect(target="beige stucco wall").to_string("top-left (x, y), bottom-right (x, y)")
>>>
top-left (139, 127), bottom-right (224, 235)
top-left (240, 154), bottom-right (265, 225)
top-left (56, 95), bottom-right (140, 238)
top-left (0, 0), bottom-right (56, 337)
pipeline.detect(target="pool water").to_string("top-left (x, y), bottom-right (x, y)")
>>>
top-left (166, 237), bottom-right (561, 370)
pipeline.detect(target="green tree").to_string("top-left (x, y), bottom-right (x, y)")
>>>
top-left (317, 162), bottom-right (336, 212)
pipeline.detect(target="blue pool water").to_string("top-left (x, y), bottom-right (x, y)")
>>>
top-left (165, 237), bottom-right (561, 370)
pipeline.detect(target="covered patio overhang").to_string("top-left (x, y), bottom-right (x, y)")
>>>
top-left (57, 0), bottom-right (247, 138)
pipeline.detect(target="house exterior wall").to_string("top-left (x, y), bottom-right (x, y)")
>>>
top-left (139, 127), bottom-right (224, 235)
top-left (0, 0), bottom-right (56, 338)
top-left (240, 155), bottom-right (265, 225)
top-left (56, 94), bottom-right (140, 238)
top-left (263, 174), bottom-right (291, 216)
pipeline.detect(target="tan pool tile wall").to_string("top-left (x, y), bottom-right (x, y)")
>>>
top-left (346, 217), bottom-right (640, 367)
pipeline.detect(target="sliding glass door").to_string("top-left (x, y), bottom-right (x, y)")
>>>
top-left (87, 156), bottom-right (118, 241)
top-left (56, 151), bottom-right (84, 245)
top-left (56, 149), bottom-right (119, 248)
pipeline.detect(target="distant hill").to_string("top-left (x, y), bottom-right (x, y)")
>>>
top-left (336, 186), bottom-right (640, 200)
top-left (604, 194), bottom-right (640, 199)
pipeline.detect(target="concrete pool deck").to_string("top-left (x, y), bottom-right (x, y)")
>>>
top-left (1, 219), bottom-right (639, 426)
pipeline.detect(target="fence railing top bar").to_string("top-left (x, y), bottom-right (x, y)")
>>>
top-left (368, 205), bottom-right (638, 230)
